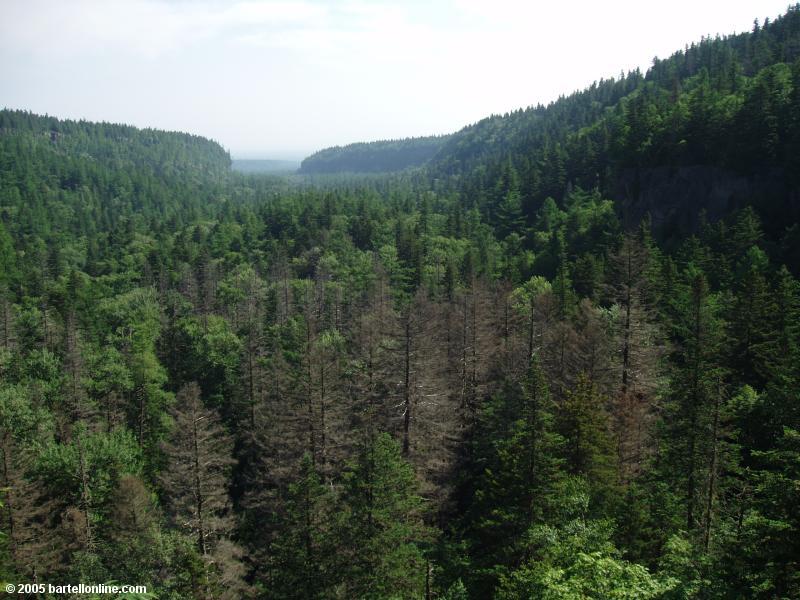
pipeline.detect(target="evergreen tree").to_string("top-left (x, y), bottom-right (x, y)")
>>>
top-left (559, 374), bottom-right (618, 510)
top-left (336, 433), bottom-right (432, 599)
top-left (266, 454), bottom-right (335, 599)
top-left (159, 383), bottom-right (246, 599)
top-left (457, 359), bottom-right (564, 596)
top-left (662, 267), bottom-right (726, 535)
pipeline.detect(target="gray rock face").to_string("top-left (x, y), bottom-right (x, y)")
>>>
top-left (614, 166), bottom-right (800, 237)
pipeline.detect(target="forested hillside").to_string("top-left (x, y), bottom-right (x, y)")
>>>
top-left (426, 7), bottom-right (800, 256)
top-left (2, 7), bottom-right (800, 600)
top-left (299, 134), bottom-right (449, 173)
top-left (305, 7), bottom-right (800, 258)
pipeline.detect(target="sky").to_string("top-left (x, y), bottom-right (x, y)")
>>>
top-left (0, 1), bottom-right (792, 159)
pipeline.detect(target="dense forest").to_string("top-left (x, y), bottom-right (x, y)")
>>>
top-left (299, 135), bottom-right (450, 174)
top-left (1, 6), bottom-right (800, 600)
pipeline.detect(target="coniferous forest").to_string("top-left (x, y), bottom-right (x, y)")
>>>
top-left (2, 7), bottom-right (800, 600)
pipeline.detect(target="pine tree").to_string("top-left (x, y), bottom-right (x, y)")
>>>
top-left (493, 160), bottom-right (523, 238)
top-left (31, 426), bottom-right (144, 578)
top-left (552, 230), bottom-right (575, 319)
top-left (457, 359), bottom-right (564, 596)
top-left (559, 374), bottom-right (618, 509)
top-left (0, 380), bottom-right (54, 580)
top-left (662, 267), bottom-right (726, 534)
top-left (735, 427), bottom-right (800, 598)
top-left (336, 432), bottom-right (432, 599)
top-left (160, 382), bottom-right (246, 599)
top-left (605, 234), bottom-right (661, 483)
top-left (266, 454), bottom-right (335, 599)
top-left (727, 246), bottom-right (775, 388)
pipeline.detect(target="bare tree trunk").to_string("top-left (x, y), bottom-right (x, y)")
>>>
top-left (460, 294), bottom-right (468, 413)
top-left (1, 435), bottom-right (16, 557)
top-left (469, 292), bottom-right (478, 418)
top-left (0, 294), bottom-right (12, 348)
top-left (306, 327), bottom-right (317, 463)
top-left (703, 382), bottom-right (722, 551)
top-left (402, 315), bottom-right (411, 457)
top-left (621, 253), bottom-right (632, 394)
top-left (686, 287), bottom-right (703, 531)
top-left (319, 359), bottom-right (327, 469)
top-left (248, 344), bottom-right (256, 428)
top-left (77, 436), bottom-right (94, 551)
top-left (136, 384), bottom-right (146, 446)
top-left (528, 295), bottom-right (536, 364)
top-left (192, 407), bottom-right (207, 556)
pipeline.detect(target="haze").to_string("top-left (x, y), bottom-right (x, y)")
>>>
top-left (0, 0), bottom-right (790, 159)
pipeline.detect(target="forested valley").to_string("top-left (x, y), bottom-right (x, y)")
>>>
top-left (2, 7), bottom-right (800, 599)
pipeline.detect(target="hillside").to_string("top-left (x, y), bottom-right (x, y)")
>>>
top-left (427, 6), bottom-right (800, 256)
top-left (0, 109), bottom-right (231, 177)
top-left (299, 134), bottom-right (450, 173)
top-left (0, 109), bottom-right (232, 265)
top-left (299, 7), bottom-right (800, 262)
top-left (1, 8), bottom-right (800, 600)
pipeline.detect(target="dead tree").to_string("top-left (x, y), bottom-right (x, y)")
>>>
top-left (160, 382), bottom-right (245, 598)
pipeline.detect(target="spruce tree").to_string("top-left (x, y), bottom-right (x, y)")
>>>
top-left (336, 432), bottom-right (432, 599)
top-left (559, 374), bottom-right (618, 510)
top-left (458, 359), bottom-right (564, 596)
top-left (266, 454), bottom-right (335, 600)
top-left (160, 382), bottom-right (246, 599)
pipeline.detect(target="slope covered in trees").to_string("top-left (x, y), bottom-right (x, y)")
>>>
top-left (299, 134), bottom-right (449, 174)
top-left (304, 6), bottom-right (800, 260)
top-left (2, 6), bottom-right (800, 600)
top-left (426, 6), bottom-right (800, 255)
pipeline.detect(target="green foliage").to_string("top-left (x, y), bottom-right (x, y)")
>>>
top-left (300, 135), bottom-right (450, 174)
top-left (2, 8), bottom-right (800, 598)
top-left (730, 427), bottom-right (800, 598)
top-left (266, 454), bottom-right (336, 599)
top-left (453, 360), bottom-right (565, 596)
top-left (497, 478), bottom-right (676, 599)
top-left (559, 375), bottom-right (618, 509)
top-left (35, 427), bottom-right (143, 513)
top-left (336, 433), bottom-right (433, 599)
top-left (498, 551), bottom-right (673, 599)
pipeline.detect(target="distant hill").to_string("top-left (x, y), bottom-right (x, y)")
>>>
top-left (299, 135), bottom-right (450, 174)
top-left (0, 108), bottom-right (231, 179)
top-left (232, 159), bottom-right (300, 173)
top-left (0, 109), bottom-right (231, 242)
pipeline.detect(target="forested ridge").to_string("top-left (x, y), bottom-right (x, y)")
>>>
top-left (299, 135), bottom-right (450, 174)
top-left (306, 6), bottom-right (800, 257)
top-left (1, 7), bottom-right (800, 600)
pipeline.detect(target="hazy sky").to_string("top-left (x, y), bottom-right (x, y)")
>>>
top-left (0, 1), bottom-right (791, 159)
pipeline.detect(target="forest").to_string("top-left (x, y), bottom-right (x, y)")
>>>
top-left (299, 135), bottom-right (450, 174)
top-left (1, 6), bottom-right (799, 600)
